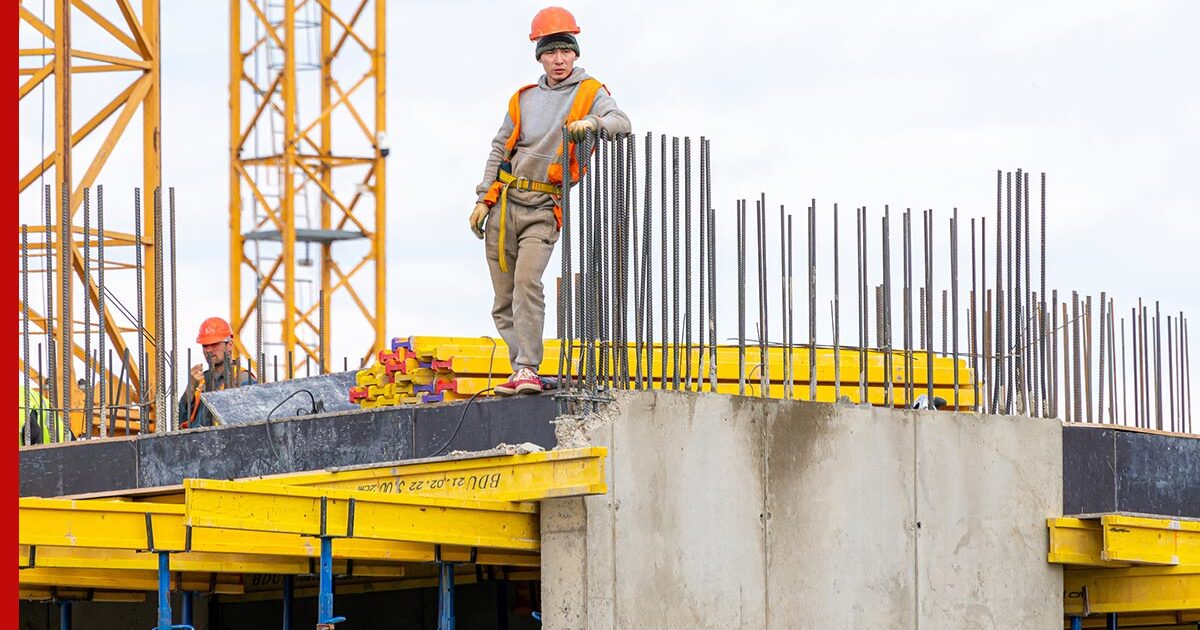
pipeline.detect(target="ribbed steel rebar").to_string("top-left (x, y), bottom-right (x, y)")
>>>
top-left (168, 188), bottom-right (179, 428)
top-left (84, 190), bottom-right (93, 437)
top-left (832, 204), bottom-right (841, 401)
top-left (858, 207), bottom-right (868, 403)
top-left (1085, 295), bottom-right (1094, 422)
top-left (697, 137), bottom-right (706, 392)
top-left (737, 200), bottom-right (746, 395)
top-left (660, 134), bottom-right (668, 389)
top-left (781, 203), bottom-right (790, 399)
top-left (905, 211), bottom-right (914, 407)
top-left (951, 210), bottom-right (961, 410)
top-left (761, 194), bottom-right (771, 397)
top-left (642, 133), bottom-right (654, 388)
top-left (43, 185), bottom-right (57, 414)
top-left (558, 126), bottom-right (570, 391)
top-left (684, 138), bottom-right (693, 389)
top-left (1024, 172), bottom-right (1033, 412)
top-left (808, 200), bottom-right (817, 403)
top-left (882, 208), bottom-right (893, 407)
top-left (970, 218), bottom-right (978, 412)
top-left (97, 187), bottom-right (107, 437)
top-left (1168, 315), bottom-right (1175, 431)
top-left (1099, 293), bottom-right (1108, 424)
top-left (1155, 301), bottom-right (1163, 429)
top-left (134, 189), bottom-right (146, 433)
top-left (1017, 169), bottom-right (1027, 412)
top-left (153, 188), bottom-right (166, 432)
top-left (1005, 172), bottom-right (1014, 414)
top-left (991, 172), bottom-right (1003, 412)
top-left (671, 137), bottom-right (681, 390)
top-left (59, 186), bottom-right (71, 442)
top-left (787, 211), bottom-right (795, 399)
top-left (629, 135), bottom-right (642, 389)
top-left (1040, 173), bottom-right (1048, 417)
top-left (22, 225), bottom-right (32, 446)
top-left (925, 209), bottom-right (935, 405)
top-left (1072, 292), bottom-right (1082, 422)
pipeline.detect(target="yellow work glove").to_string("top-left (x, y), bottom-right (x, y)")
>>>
top-left (567, 119), bottom-right (596, 142)
top-left (469, 202), bottom-right (489, 240)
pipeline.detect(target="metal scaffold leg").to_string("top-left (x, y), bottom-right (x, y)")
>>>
top-left (181, 591), bottom-right (193, 627)
top-left (316, 537), bottom-right (346, 629)
top-left (156, 552), bottom-right (193, 630)
top-left (1070, 616), bottom-right (1082, 630)
top-left (438, 559), bottom-right (457, 630)
top-left (1107, 612), bottom-right (1118, 629)
top-left (282, 575), bottom-right (294, 630)
top-left (59, 601), bottom-right (71, 630)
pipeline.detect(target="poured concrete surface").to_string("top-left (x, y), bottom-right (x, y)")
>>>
top-left (543, 391), bottom-right (1062, 629)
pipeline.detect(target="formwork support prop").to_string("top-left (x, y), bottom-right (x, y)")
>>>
top-left (435, 544), bottom-right (460, 630)
top-left (59, 601), bottom-right (72, 630)
top-left (316, 536), bottom-right (346, 629)
top-left (283, 574), bottom-right (294, 629)
top-left (156, 551), bottom-right (193, 630)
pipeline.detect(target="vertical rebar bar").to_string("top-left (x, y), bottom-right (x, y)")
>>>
top-left (642, 132), bottom-right (654, 388)
top-left (684, 137), bottom-right (692, 390)
top-left (1168, 315), bottom-right (1175, 431)
top-left (1014, 170), bottom-right (1024, 413)
top-left (991, 172), bottom-right (1003, 413)
top-left (22, 225), bottom-right (32, 446)
top-left (83, 190), bottom-right (93, 437)
top-left (882, 207), bottom-right (893, 407)
top-left (153, 188), bottom-right (166, 432)
top-left (925, 209), bottom-right (935, 405)
top-left (97, 186), bottom-right (107, 437)
top-left (782, 203), bottom-right (791, 400)
top-left (1099, 293), bottom-right (1107, 424)
top-left (59, 186), bottom-right (71, 442)
top-left (134, 189), bottom-right (146, 433)
top-left (1155, 301), bottom-right (1163, 430)
top-left (1072, 292), bottom-right (1082, 422)
top-left (43, 185), bottom-right (57, 414)
top-left (1040, 173), bottom-right (1048, 417)
top-left (697, 138), bottom-right (705, 392)
top-left (757, 198), bottom-right (768, 397)
top-left (809, 200), bottom-right (817, 403)
top-left (1133, 306), bottom-right (1142, 427)
top-left (738, 200), bottom-right (746, 395)
top-left (672, 137), bottom-right (680, 390)
top-left (951, 210), bottom-right (960, 411)
top-left (1004, 172), bottom-right (1014, 414)
top-left (1121, 317), bottom-right (1128, 424)
top-left (905, 210), bottom-right (914, 407)
top-left (970, 217), bottom-right (978, 412)
top-left (660, 134), bottom-right (668, 390)
top-left (857, 207), bottom-right (865, 402)
top-left (787, 211), bottom-right (795, 399)
top-left (833, 204), bottom-right (841, 401)
top-left (168, 188), bottom-right (178, 431)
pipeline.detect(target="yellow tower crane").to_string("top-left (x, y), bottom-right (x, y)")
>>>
top-left (229, 0), bottom-right (387, 375)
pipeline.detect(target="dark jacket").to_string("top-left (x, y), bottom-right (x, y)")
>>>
top-left (178, 361), bottom-right (256, 428)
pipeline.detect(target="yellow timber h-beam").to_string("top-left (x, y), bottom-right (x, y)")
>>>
top-left (230, 0), bottom-right (387, 374)
top-left (19, 447), bottom-right (606, 594)
top-left (1049, 514), bottom-right (1200, 621)
top-left (17, 0), bottom-right (163, 436)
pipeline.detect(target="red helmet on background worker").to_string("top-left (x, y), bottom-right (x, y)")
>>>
top-left (196, 317), bottom-right (233, 345)
top-left (529, 6), bottom-right (580, 41)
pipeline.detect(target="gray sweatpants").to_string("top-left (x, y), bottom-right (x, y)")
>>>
top-left (485, 199), bottom-right (559, 371)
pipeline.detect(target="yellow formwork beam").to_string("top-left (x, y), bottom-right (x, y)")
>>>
top-left (17, 544), bottom-right (409, 577)
top-left (1064, 566), bottom-right (1200, 614)
top-left (1102, 515), bottom-right (1200, 567)
top-left (20, 498), bottom-right (187, 551)
top-left (1049, 515), bottom-right (1200, 568)
top-left (254, 446), bottom-right (607, 502)
top-left (184, 479), bottom-right (540, 551)
top-left (20, 589), bottom-right (147, 603)
top-left (18, 567), bottom-right (245, 594)
top-left (1049, 518), bottom-right (1127, 568)
top-left (20, 497), bottom-right (539, 566)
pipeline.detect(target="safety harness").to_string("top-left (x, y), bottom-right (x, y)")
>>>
top-left (483, 77), bottom-right (607, 272)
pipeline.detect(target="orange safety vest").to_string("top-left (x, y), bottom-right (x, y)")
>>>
top-left (482, 77), bottom-right (608, 229)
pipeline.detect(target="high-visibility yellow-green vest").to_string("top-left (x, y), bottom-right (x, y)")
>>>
top-left (19, 386), bottom-right (68, 445)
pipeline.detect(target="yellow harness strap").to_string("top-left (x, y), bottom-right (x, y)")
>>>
top-left (495, 169), bottom-right (560, 273)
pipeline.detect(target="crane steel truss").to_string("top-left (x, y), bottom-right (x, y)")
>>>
top-left (17, 0), bottom-right (162, 435)
top-left (230, 0), bottom-right (386, 373)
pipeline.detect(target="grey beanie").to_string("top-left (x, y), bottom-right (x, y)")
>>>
top-left (535, 33), bottom-right (580, 60)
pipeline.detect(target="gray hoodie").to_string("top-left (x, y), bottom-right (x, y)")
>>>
top-left (475, 67), bottom-right (632, 210)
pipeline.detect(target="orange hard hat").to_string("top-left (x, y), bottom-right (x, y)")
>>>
top-left (196, 317), bottom-right (233, 345)
top-left (529, 6), bottom-right (580, 41)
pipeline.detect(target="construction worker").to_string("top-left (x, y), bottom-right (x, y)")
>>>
top-left (470, 6), bottom-right (631, 395)
top-left (178, 317), bottom-right (256, 428)
top-left (18, 385), bottom-right (71, 445)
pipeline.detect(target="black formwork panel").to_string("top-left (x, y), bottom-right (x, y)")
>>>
top-left (1063, 424), bottom-right (1200, 518)
top-left (19, 394), bottom-right (559, 498)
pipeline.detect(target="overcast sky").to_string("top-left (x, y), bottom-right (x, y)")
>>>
top-left (18, 1), bottom-right (1199, 410)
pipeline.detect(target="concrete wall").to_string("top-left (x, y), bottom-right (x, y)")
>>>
top-left (543, 391), bottom-right (1062, 629)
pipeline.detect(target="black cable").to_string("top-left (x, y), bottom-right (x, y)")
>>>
top-left (429, 387), bottom-right (495, 458)
top-left (264, 388), bottom-right (320, 461)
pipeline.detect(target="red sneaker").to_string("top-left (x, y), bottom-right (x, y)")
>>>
top-left (494, 373), bottom-right (519, 396)
top-left (511, 368), bottom-right (543, 395)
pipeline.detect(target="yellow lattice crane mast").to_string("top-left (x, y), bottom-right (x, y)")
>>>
top-left (18, 0), bottom-right (163, 435)
top-left (229, 0), bottom-right (387, 375)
